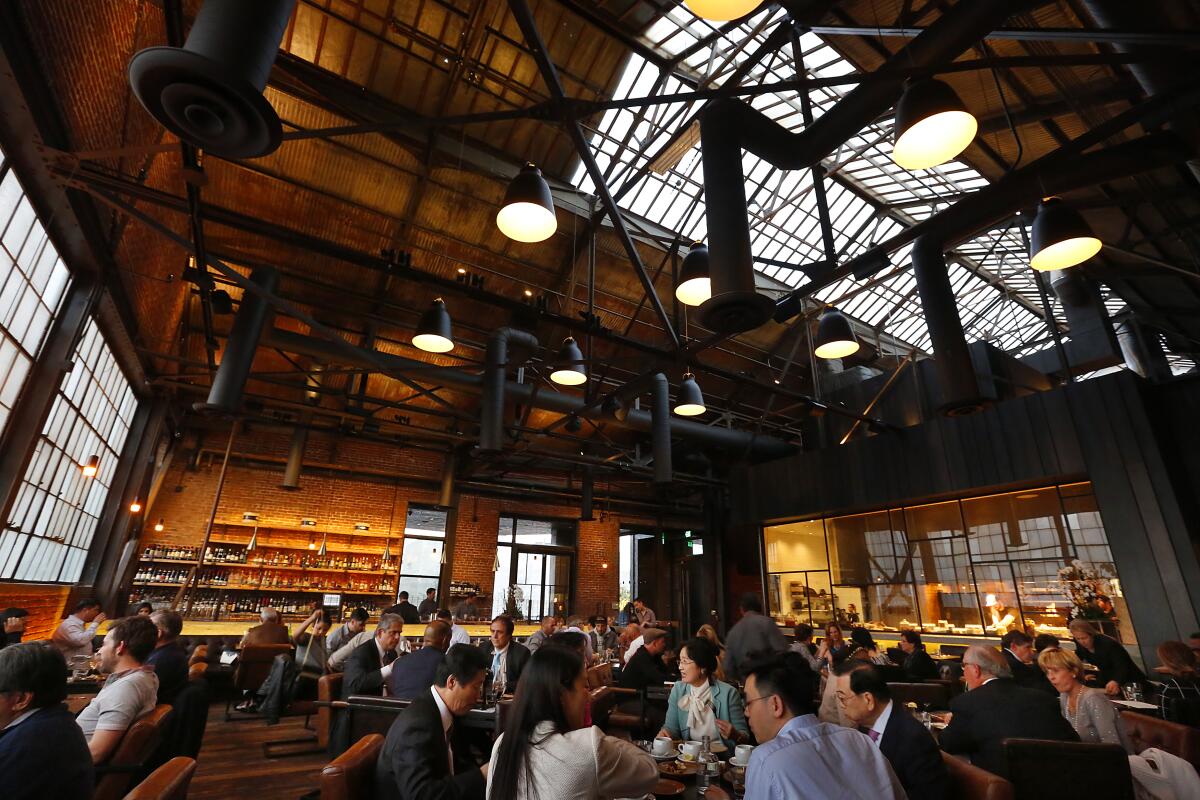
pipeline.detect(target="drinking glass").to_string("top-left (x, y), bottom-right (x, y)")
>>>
top-left (1122, 684), bottom-right (1137, 701)
top-left (730, 764), bottom-right (747, 799)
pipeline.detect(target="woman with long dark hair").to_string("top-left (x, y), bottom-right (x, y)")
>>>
top-left (486, 646), bottom-right (657, 800)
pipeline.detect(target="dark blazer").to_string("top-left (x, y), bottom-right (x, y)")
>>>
top-left (902, 648), bottom-right (939, 682)
top-left (373, 690), bottom-right (485, 800)
top-left (146, 641), bottom-right (190, 705)
top-left (1075, 634), bottom-right (1146, 688)
top-left (388, 646), bottom-right (445, 700)
top-left (343, 638), bottom-right (389, 699)
top-left (241, 621), bottom-right (291, 647)
top-left (939, 678), bottom-right (1079, 777)
top-left (386, 601), bottom-right (421, 625)
top-left (878, 702), bottom-right (950, 800)
top-left (0, 702), bottom-right (94, 800)
top-left (619, 647), bottom-right (672, 692)
top-left (1002, 649), bottom-right (1056, 695)
top-left (478, 640), bottom-right (530, 690)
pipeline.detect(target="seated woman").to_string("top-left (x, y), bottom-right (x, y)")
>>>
top-left (1069, 619), bottom-right (1145, 697)
top-left (848, 628), bottom-right (892, 666)
top-left (1152, 640), bottom-right (1200, 721)
top-left (486, 646), bottom-right (657, 800)
top-left (1038, 646), bottom-right (1132, 751)
top-left (658, 637), bottom-right (749, 750)
top-left (291, 609), bottom-right (330, 699)
top-left (816, 622), bottom-right (852, 669)
top-left (695, 624), bottom-right (727, 681)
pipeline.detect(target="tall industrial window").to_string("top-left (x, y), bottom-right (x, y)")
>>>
top-left (0, 318), bottom-right (137, 582)
top-left (0, 152), bottom-right (73, 437)
top-left (492, 516), bottom-right (576, 620)
top-left (397, 505), bottom-right (446, 608)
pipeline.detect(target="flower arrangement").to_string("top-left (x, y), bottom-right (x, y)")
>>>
top-left (1057, 560), bottom-right (1116, 621)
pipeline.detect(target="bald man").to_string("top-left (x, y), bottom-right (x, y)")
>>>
top-left (387, 621), bottom-right (451, 699)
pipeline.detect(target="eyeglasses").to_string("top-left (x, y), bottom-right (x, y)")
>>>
top-left (744, 694), bottom-right (772, 709)
top-left (678, 657), bottom-right (695, 666)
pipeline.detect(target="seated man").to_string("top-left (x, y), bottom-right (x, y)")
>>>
top-left (75, 615), bottom-right (160, 764)
top-left (939, 644), bottom-right (1078, 777)
top-left (240, 607), bottom-right (290, 648)
top-left (389, 621), bottom-right (451, 699)
top-left (374, 644), bottom-right (489, 800)
top-left (52, 598), bottom-right (106, 661)
top-left (145, 610), bottom-right (189, 705)
top-left (618, 628), bottom-right (672, 692)
top-left (478, 614), bottom-right (530, 695)
top-left (1, 607), bottom-right (28, 650)
top-left (525, 615), bottom-right (557, 654)
top-left (838, 663), bottom-right (949, 800)
top-left (1001, 630), bottom-right (1055, 694)
top-left (329, 618), bottom-right (410, 673)
top-left (326, 607), bottom-right (369, 654)
top-left (0, 643), bottom-right (94, 800)
top-left (898, 630), bottom-right (939, 682)
top-left (744, 652), bottom-right (904, 800)
top-left (343, 614), bottom-right (406, 699)
top-left (438, 609), bottom-right (472, 649)
top-left (587, 615), bottom-right (618, 659)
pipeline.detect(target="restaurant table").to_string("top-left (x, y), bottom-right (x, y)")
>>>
top-left (66, 694), bottom-right (93, 716)
top-left (345, 694), bottom-right (510, 742)
top-left (64, 677), bottom-right (104, 693)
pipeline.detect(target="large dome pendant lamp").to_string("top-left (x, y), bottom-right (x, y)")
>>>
top-left (675, 243), bottom-right (712, 307)
top-left (496, 163), bottom-right (558, 243)
top-left (684, 0), bottom-right (762, 22)
top-left (412, 299), bottom-right (454, 353)
top-left (814, 308), bottom-right (860, 360)
top-left (891, 78), bottom-right (978, 171)
top-left (550, 337), bottom-right (587, 386)
top-left (674, 373), bottom-right (707, 416)
top-left (1029, 197), bottom-right (1102, 271)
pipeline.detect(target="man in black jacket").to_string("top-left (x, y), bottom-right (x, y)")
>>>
top-left (940, 645), bottom-right (1078, 777)
top-left (838, 663), bottom-right (948, 800)
top-left (1000, 630), bottom-right (1055, 695)
top-left (897, 630), bottom-right (939, 681)
top-left (374, 643), bottom-right (489, 800)
top-left (146, 610), bottom-right (189, 705)
top-left (385, 592), bottom-right (421, 625)
top-left (618, 628), bottom-right (672, 692)
top-left (342, 613), bottom-right (406, 699)
top-left (0, 643), bottom-right (94, 800)
top-left (389, 621), bottom-right (451, 699)
top-left (478, 615), bottom-right (529, 694)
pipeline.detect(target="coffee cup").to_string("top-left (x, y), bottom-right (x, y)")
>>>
top-left (734, 744), bottom-right (754, 763)
top-left (681, 741), bottom-right (702, 761)
top-left (652, 737), bottom-right (673, 756)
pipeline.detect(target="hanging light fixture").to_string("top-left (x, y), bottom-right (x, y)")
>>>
top-left (154, 519), bottom-right (165, 533)
top-left (550, 337), bottom-right (587, 386)
top-left (683, 0), bottom-right (762, 22)
top-left (80, 455), bottom-right (100, 478)
top-left (1029, 196), bottom-right (1102, 271)
top-left (382, 538), bottom-right (392, 563)
top-left (317, 531), bottom-right (328, 557)
top-left (247, 524), bottom-right (259, 552)
top-left (354, 523), bottom-right (370, 531)
top-left (674, 373), bottom-right (707, 416)
top-left (891, 78), bottom-right (978, 171)
top-left (675, 242), bottom-right (711, 306)
top-left (814, 308), bottom-right (860, 359)
top-left (412, 299), bottom-right (454, 353)
top-left (129, 499), bottom-right (142, 513)
top-left (496, 163), bottom-right (557, 243)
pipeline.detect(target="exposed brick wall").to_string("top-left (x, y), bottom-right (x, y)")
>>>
top-left (0, 583), bottom-right (71, 640)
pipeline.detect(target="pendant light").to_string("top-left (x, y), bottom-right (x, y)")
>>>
top-left (317, 531), bottom-right (328, 557)
top-left (80, 455), bottom-right (100, 477)
top-left (674, 373), bottom-right (706, 416)
top-left (1029, 196), bottom-right (1102, 271)
top-left (675, 243), bottom-right (711, 307)
top-left (684, 0), bottom-right (762, 21)
top-left (496, 163), bottom-right (557, 243)
top-left (814, 308), bottom-right (860, 359)
top-left (247, 524), bottom-right (258, 552)
top-left (412, 299), bottom-right (454, 353)
top-left (892, 78), bottom-right (977, 171)
top-left (550, 337), bottom-right (587, 386)
top-left (382, 538), bottom-right (392, 563)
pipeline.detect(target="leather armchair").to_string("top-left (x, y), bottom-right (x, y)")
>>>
top-left (1120, 710), bottom-right (1200, 772)
top-left (1001, 738), bottom-right (1134, 799)
top-left (941, 751), bottom-right (1014, 800)
top-left (320, 733), bottom-right (384, 800)
top-left (94, 705), bottom-right (175, 800)
top-left (121, 757), bottom-right (196, 800)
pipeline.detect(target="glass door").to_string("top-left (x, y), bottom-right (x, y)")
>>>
top-left (509, 547), bottom-right (573, 621)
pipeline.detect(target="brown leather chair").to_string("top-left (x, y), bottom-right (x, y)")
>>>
top-left (94, 705), bottom-right (176, 800)
top-left (593, 661), bottom-right (614, 686)
top-left (320, 733), bottom-right (384, 800)
top-left (226, 642), bottom-right (293, 720)
top-left (888, 681), bottom-right (952, 710)
top-left (1001, 738), bottom-right (1134, 799)
top-left (941, 751), bottom-right (1014, 800)
top-left (187, 645), bottom-right (208, 667)
top-left (1120, 710), bottom-right (1200, 772)
top-left (121, 757), bottom-right (196, 800)
top-left (586, 664), bottom-right (604, 690)
top-left (318, 673), bottom-right (344, 750)
top-left (187, 662), bottom-right (207, 682)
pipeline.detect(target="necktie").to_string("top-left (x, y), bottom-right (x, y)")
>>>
top-left (492, 650), bottom-right (502, 674)
top-left (860, 726), bottom-right (880, 743)
top-left (383, 649), bottom-right (397, 666)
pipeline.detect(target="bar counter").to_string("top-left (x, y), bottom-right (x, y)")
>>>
top-left (161, 620), bottom-right (540, 637)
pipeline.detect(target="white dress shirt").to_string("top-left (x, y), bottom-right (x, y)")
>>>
top-left (450, 624), bottom-right (471, 648)
top-left (52, 614), bottom-right (101, 661)
top-left (430, 684), bottom-right (454, 767)
top-left (624, 635), bottom-right (644, 665)
top-left (490, 645), bottom-right (509, 689)
top-left (868, 700), bottom-right (894, 744)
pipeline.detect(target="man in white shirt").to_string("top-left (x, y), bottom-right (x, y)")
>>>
top-left (52, 599), bottom-right (106, 661)
top-left (75, 615), bottom-right (160, 764)
top-left (326, 606), bottom-right (369, 653)
top-left (437, 609), bottom-right (471, 648)
top-left (743, 652), bottom-right (905, 800)
top-left (624, 625), bottom-right (645, 665)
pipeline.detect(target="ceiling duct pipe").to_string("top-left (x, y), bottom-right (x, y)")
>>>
top-left (128, 0), bottom-right (295, 158)
top-left (261, 329), bottom-right (796, 459)
top-left (437, 449), bottom-right (459, 508)
top-left (281, 423), bottom-right (307, 489)
top-left (697, 0), bottom-right (1019, 334)
top-left (580, 467), bottom-right (594, 521)
top-left (479, 327), bottom-right (539, 453)
top-left (1048, 269), bottom-right (1122, 373)
top-left (196, 265), bottom-right (279, 414)
top-left (1115, 318), bottom-right (1173, 382)
top-left (650, 373), bottom-right (674, 485)
top-left (911, 236), bottom-right (987, 415)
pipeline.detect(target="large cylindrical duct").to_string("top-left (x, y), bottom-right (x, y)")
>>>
top-left (479, 328), bottom-right (539, 453)
top-left (1116, 318), bottom-right (1173, 382)
top-left (651, 373), bottom-right (673, 485)
top-left (911, 236), bottom-right (986, 415)
top-left (580, 467), bottom-right (594, 521)
top-left (437, 449), bottom-right (458, 509)
top-left (197, 265), bottom-right (279, 414)
top-left (281, 422), bottom-right (307, 489)
top-left (128, 0), bottom-right (295, 158)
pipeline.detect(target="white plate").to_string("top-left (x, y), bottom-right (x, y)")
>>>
top-left (728, 757), bottom-right (750, 768)
top-left (651, 748), bottom-right (679, 761)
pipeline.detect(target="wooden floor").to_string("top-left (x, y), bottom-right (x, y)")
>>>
top-left (189, 704), bottom-right (330, 800)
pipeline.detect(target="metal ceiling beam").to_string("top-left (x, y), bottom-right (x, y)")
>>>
top-left (807, 25), bottom-right (1200, 46)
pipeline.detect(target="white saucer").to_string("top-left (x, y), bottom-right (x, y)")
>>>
top-left (651, 748), bottom-right (679, 761)
top-left (727, 756), bottom-right (750, 768)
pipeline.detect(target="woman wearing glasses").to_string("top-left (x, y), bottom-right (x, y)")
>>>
top-left (657, 637), bottom-right (749, 750)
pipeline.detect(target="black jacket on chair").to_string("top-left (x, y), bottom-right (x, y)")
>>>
top-left (878, 702), bottom-right (950, 800)
top-left (939, 677), bottom-right (1079, 778)
top-left (373, 690), bottom-right (486, 800)
top-left (343, 639), bottom-right (389, 699)
top-left (902, 648), bottom-right (939, 682)
top-left (1003, 649), bottom-right (1056, 695)
top-left (477, 640), bottom-right (530, 690)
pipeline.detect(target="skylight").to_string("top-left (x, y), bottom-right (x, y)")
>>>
top-left (573, 5), bottom-right (1060, 358)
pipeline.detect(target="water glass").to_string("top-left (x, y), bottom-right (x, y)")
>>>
top-left (730, 763), bottom-right (747, 799)
top-left (1122, 684), bottom-right (1137, 701)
